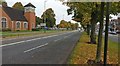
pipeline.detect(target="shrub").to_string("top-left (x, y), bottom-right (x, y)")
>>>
top-left (2, 28), bottom-right (11, 32)
top-left (32, 28), bottom-right (40, 31)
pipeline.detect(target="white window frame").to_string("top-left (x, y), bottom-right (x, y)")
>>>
top-left (32, 23), bottom-right (35, 28)
top-left (23, 22), bottom-right (28, 29)
top-left (16, 21), bottom-right (21, 29)
top-left (1, 17), bottom-right (7, 29)
top-left (25, 7), bottom-right (35, 12)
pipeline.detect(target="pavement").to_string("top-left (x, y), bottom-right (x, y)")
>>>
top-left (1, 31), bottom-right (82, 64)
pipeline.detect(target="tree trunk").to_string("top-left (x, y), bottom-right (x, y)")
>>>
top-left (90, 3), bottom-right (98, 44)
top-left (95, 2), bottom-right (105, 63)
top-left (87, 24), bottom-right (90, 35)
top-left (90, 19), bottom-right (96, 44)
top-left (104, 2), bottom-right (110, 65)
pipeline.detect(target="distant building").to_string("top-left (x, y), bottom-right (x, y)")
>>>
top-left (0, 2), bottom-right (36, 31)
top-left (109, 17), bottom-right (120, 33)
top-left (117, 17), bottom-right (120, 33)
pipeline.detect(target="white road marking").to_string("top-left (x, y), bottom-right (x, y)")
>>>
top-left (0, 31), bottom-right (75, 47)
top-left (0, 37), bottom-right (42, 47)
top-left (42, 37), bottom-right (47, 39)
top-left (48, 35), bottom-right (58, 37)
top-left (0, 41), bottom-right (26, 47)
top-left (54, 39), bottom-right (61, 42)
top-left (54, 34), bottom-right (72, 42)
top-left (64, 36), bottom-right (68, 38)
top-left (0, 35), bottom-right (58, 47)
top-left (42, 35), bottom-right (58, 39)
top-left (24, 43), bottom-right (48, 53)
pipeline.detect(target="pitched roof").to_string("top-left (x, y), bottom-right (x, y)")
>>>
top-left (24, 3), bottom-right (36, 8)
top-left (3, 7), bottom-right (27, 21)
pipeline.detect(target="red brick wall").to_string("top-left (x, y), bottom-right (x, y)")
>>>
top-left (24, 12), bottom-right (36, 31)
top-left (1, 7), bottom-right (28, 31)
top-left (13, 21), bottom-right (28, 31)
top-left (1, 7), bottom-right (12, 30)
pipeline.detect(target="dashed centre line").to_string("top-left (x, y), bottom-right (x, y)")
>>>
top-left (0, 31), bottom-right (73, 47)
top-left (24, 43), bottom-right (48, 53)
top-left (0, 38), bottom-right (42, 47)
top-left (64, 36), bottom-right (69, 38)
top-left (0, 35), bottom-right (59, 47)
top-left (54, 39), bottom-right (61, 42)
top-left (54, 35), bottom-right (71, 42)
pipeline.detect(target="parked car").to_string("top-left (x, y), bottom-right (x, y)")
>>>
top-left (116, 30), bottom-right (120, 34)
top-left (110, 31), bottom-right (117, 35)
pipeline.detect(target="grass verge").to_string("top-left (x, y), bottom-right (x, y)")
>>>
top-left (0, 30), bottom-right (71, 39)
top-left (68, 32), bottom-right (118, 64)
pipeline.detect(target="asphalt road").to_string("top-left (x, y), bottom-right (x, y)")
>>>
top-left (1, 31), bottom-right (81, 64)
top-left (108, 34), bottom-right (119, 43)
top-left (96, 32), bottom-right (119, 43)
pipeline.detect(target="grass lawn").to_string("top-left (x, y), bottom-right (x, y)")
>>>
top-left (68, 32), bottom-right (118, 64)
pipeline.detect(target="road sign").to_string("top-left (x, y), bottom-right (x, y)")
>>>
top-left (40, 23), bottom-right (46, 26)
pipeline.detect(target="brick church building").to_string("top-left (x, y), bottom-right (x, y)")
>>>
top-left (0, 2), bottom-right (36, 31)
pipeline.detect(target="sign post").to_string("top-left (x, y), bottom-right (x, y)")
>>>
top-left (40, 23), bottom-right (46, 33)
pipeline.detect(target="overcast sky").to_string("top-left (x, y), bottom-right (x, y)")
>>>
top-left (5, 0), bottom-right (119, 24)
top-left (5, 0), bottom-right (73, 24)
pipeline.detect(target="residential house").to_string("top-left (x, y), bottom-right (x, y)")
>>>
top-left (109, 19), bottom-right (117, 32)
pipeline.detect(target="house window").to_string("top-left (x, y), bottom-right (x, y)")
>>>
top-left (24, 22), bottom-right (28, 28)
top-left (1, 18), bottom-right (7, 28)
top-left (32, 24), bottom-right (35, 28)
top-left (16, 21), bottom-right (20, 28)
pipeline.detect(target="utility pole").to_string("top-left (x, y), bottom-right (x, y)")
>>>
top-left (104, 2), bottom-right (110, 66)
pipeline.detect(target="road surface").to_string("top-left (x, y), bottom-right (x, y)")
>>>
top-left (1, 31), bottom-right (81, 64)
top-left (108, 34), bottom-right (119, 43)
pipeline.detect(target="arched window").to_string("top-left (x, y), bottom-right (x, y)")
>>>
top-left (24, 22), bottom-right (28, 28)
top-left (1, 18), bottom-right (7, 28)
top-left (16, 22), bottom-right (20, 28)
top-left (32, 24), bottom-right (35, 28)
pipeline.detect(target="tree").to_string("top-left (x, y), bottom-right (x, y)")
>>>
top-left (0, 0), bottom-right (5, 5)
top-left (58, 20), bottom-right (77, 30)
top-left (95, 2), bottom-right (105, 63)
top-left (41, 8), bottom-right (56, 28)
top-left (65, 2), bottom-right (98, 44)
top-left (58, 20), bottom-right (68, 28)
top-left (2, 1), bottom-right (8, 7)
top-left (67, 21), bottom-right (72, 29)
top-left (71, 23), bottom-right (75, 30)
top-left (75, 23), bottom-right (79, 29)
top-left (59, 0), bottom-right (120, 63)
top-left (12, 2), bottom-right (24, 10)
top-left (90, 3), bottom-right (99, 44)
top-left (95, 2), bottom-right (120, 63)
top-left (36, 16), bottom-right (43, 25)
top-left (0, 0), bottom-right (2, 4)
top-left (104, 2), bottom-right (110, 65)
